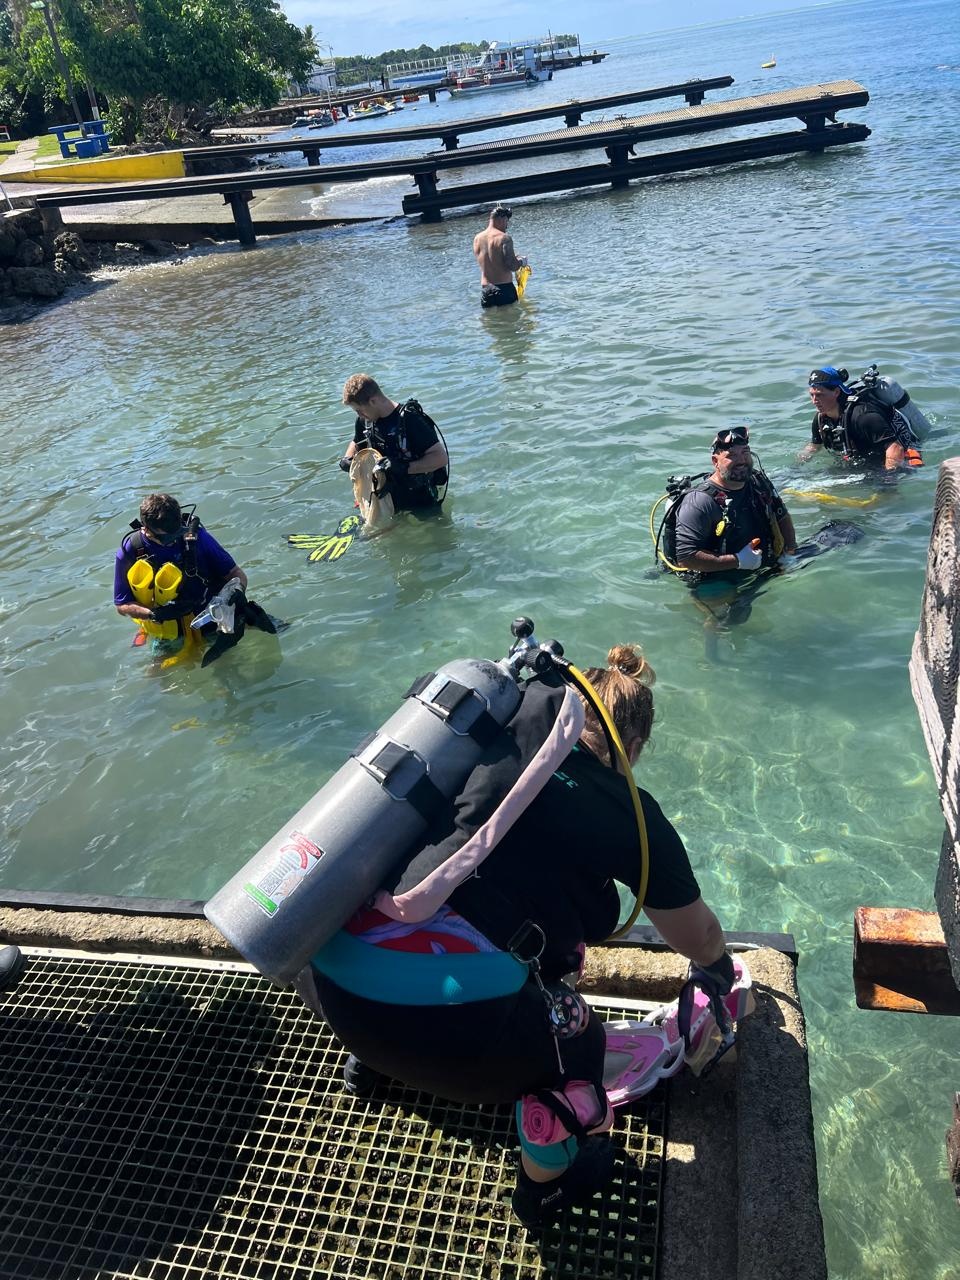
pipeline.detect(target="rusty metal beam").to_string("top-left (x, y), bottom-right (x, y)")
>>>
top-left (853, 907), bottom-right (960, 1014)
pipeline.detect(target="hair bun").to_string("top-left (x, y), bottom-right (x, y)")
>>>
top-left (606, 644), bottom-right (655, 687)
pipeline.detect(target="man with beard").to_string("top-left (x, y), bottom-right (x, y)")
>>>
top-left (672, 427), bottom-right (797, 583)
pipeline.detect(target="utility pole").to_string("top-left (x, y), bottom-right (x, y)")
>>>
top-left (30, 0), bottom-right (86, 134)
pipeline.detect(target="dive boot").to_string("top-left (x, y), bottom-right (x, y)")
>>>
top-left (342, 1053), bottom-right (387, 1097)
top-left (511, 1135), bottom-right (616, 1230)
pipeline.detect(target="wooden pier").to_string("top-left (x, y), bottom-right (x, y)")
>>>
top-left (31, 80), bottom-right (870, 244)
top-left (199, 77), bottom-right (735, 168)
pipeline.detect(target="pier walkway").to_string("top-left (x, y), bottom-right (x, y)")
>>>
top-left (204, 77), bottom-right (735, 163)
top-left (31, 81), bottom-right (870, 242)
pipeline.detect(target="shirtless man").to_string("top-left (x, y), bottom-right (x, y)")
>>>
top-left (472, 205), bottom-right (529, 308)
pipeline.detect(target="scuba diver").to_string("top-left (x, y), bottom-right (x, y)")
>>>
top-left (339, 373), bottom-right (448, 514)
top-left (205, 619), bottom-right (748, 1230)
top-left (652, 428), bottom-right (798, 625)
top-left (800, 366), bottom-right (925, 471)
top-left (114, 493), bottom-right (277, 667)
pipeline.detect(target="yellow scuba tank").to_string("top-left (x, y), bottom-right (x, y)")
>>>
top-left (126, 560), bottom-right (181, 640)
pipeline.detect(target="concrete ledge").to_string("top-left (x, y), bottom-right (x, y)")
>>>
top-left (0, 907), bottom-right (825, 1279)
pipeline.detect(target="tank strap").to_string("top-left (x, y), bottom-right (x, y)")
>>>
top-left (352, 734), bottom-right (446, 821)
top-left (405, 672), bottom-right (504, 747)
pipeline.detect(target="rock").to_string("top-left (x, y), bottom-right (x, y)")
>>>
top-left (140, 239), bottom-right (176, 257)
top-left (92, 241), bottom-right (117, 264)
top-left (13, 239), bottom-right (44, 268)
top-left (0, 269), bottom-right (11, 297)
top-left (41, 234), bottom-right (57, 262)
top-left (53, 258), bottom-right (78, 284)
top-left (7, 266), bottom-right (67, 299)
top-left (0, 228), bottom-right (18, 263)
top-left (53, 231), bottom-right (94, 271)
top-left (2, 207), bottom-right (44, 241)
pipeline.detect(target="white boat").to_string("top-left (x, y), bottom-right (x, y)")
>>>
top-left (353, 98), bottom-right (393, 118)
top-left (448, 41), bottom-right (552, 97)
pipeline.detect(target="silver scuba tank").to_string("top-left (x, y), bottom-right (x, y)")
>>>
top-left (858, 364), bottom-right (932, 440)
top-left (204, 657), bottom-right (522, 985)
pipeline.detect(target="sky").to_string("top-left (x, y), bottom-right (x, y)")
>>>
top-left (282, 0), bottom-right (835, 58)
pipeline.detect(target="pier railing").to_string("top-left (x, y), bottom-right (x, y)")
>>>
top-left (31, 80), bottom-right (872, 244)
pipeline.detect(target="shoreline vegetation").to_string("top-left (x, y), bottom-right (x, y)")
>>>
top-left (0, 0), bottom-right (576, 150)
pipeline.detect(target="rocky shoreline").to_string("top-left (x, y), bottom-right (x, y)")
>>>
top-left (0, 206), bottom-right (185, 315)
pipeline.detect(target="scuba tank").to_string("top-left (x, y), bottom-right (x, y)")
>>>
top-left (845, 365), bottom-right (932, 441)
top-left (205, 618), bottom-right (651, 985)
top-left (205, 656), bottom-right (522, 985)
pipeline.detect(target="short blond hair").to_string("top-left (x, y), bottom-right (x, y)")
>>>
top-left (342, 373), bottom-right (381, 406)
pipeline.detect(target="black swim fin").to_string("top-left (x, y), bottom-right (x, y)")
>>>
top-left (201, 615), bottom-right (246, 668)
top-left (242, 599), bottom-right (277, 634)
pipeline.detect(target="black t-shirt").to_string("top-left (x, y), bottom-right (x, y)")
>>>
top-left (352, 403), bottom-right (440, 466)
top-left (448, 743), bottom-right (700, 976)
top-left (811, 398), bottom-right (897, 458)
top-left (674, 478), bottom-right (785, 565)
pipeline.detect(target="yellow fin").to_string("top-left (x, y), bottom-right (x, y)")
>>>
top-left (783, 488), bottom-right (879, 509)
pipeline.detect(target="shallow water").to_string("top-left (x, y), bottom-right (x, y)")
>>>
top-left (1, 0), bottom-right (959, 1273)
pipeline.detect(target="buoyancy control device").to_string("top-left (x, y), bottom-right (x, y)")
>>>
top-left (850, 364), bottom-right (932, 441)
top-left (205, 619), bottom-right (648, 986)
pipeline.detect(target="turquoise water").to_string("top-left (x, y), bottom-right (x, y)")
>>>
top-left (2, 0), bottom-right (959, 1272)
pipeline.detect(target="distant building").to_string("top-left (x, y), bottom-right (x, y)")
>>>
top-left (291, 60), bottom-right (338, 96)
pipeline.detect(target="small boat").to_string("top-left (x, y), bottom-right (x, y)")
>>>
top-left (353, 97), bottom-right (397, 118)
top-left (291, 110), bottom-right (335, 129)
top-left (761, 55), bottom-right (777, 69)
top-left (449, 67), bottom-right (551, 97)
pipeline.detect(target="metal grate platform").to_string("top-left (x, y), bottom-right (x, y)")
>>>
top-left (0, 951), bottom-right (666, 1280)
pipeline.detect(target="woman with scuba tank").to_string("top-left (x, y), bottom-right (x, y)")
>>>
top-left (296, 640), bottom-right (735, 1230)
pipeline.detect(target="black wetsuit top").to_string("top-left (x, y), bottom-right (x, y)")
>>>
top-left (448, 743), bottom-right (700, 979)
top-left (811, 397), bottom-right (899, 460)
top-left (352, 402), bottom-right (446, 508)
top-left (674, 475), bottom-right (786, 580)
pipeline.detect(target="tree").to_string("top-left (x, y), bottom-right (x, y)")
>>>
top-left (53, 0), bottom-right (316, 141)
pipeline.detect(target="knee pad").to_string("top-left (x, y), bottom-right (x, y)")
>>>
top-left (516, 1080), bottom-right (612, 1173)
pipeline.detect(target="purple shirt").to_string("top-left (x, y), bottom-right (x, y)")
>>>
top-left (114, 526), bottom-right (237, 607)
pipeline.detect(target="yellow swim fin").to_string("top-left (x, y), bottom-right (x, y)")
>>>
top-left (160, 615), bottom-right (199, 669)
top-left (127, 560), bottom-right (155, 606)
top-left (515, 264), bottom-right (531, 298)
top-left (287, 515), bottom-right (363, 564)
top-left (153, 561), bottom-right (183, 604)
top-left (783, 488), bottom-right (880, 510)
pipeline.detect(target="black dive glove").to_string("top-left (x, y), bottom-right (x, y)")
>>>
top-left (151, 601), bottom-right (192, 623)
top-left (373, 457), bottom-right (409, 481)
top-left (338, 456), bottom-right (352, 473)
top-left (687, 952), bottom-right (736, 998)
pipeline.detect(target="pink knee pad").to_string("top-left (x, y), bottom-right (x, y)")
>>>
top-left (520, 1080), bottom-right (612, 1146)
